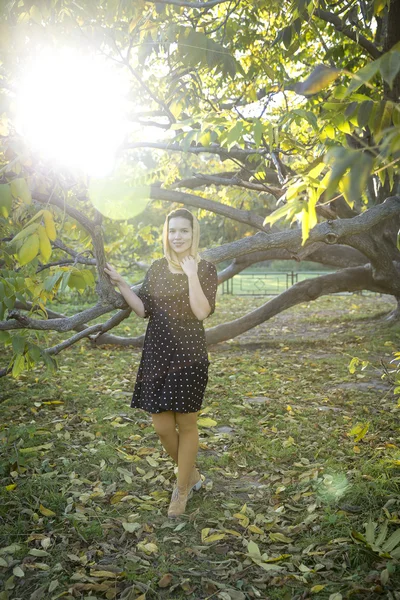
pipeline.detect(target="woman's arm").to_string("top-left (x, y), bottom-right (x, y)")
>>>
top-left (104, 264), bottom-right (146, 318)
top-left (180, 257), bottom-right (212, 321)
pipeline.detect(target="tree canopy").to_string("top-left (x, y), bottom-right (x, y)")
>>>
top-left (0, 0), bottom-right (400, 377)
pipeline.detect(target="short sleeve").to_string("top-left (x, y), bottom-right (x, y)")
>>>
top-left (137, 264), bottom-right (154, 319)
top-left (200, 261), bottom-right (218, 318)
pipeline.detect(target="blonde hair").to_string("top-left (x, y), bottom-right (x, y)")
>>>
top-left (162, 208), bottom-right (201, 273)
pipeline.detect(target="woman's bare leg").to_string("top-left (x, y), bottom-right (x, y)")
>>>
top-left (175, 412), bottom-right (199, 492)
top-left (152, 411), bottom-right (179, 463)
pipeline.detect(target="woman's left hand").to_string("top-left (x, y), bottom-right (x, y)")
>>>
top-left (180, 255), bottom-right (198, 278)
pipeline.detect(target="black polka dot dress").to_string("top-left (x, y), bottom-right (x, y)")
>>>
top-left (131, 257), bottom-right (218, 414)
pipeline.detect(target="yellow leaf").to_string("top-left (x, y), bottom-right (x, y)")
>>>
top-left (348, 422), bottom-right (369, 442)
top-left (37, 224), bottom-right (52, 262)
top-left (5, 484), bottom-right (17, 491)
top-left (43, 210), bottom-right (57, 241)
top-left (203, 533), bottom-right (226, 543)
top-left (110, 491), bottom-right (129, 504)
top-left (201, 527), bottom-right (210, 542)
top-left (353, 445), bottom-right (361, 453)
top-left (295, 65), bottom-right (341, 96)
top-left (311, 585), bottom-right (326, 593)
top-left (248, 525), bottom-right (264, 534)
top-left (197, 417), bottom-right (217, 428)
top-left (18, 233), bottom-right (40, 266)
top-left (264, 553), bottom-right (291, 562)
top-left (39, 504), bottom-right (56, 517)
top-left (282, 436), bottom-right (295, 447)
top-left (137, 542), bottom-right (158, 555)
top-left (233, 513), bottom-right (250, 527)
top-left (269, 532), bottom-right (293, 543)
top-left (223, 529), bottom-right (242, 537)
top-left (90, 570), bottom-right (120, 578)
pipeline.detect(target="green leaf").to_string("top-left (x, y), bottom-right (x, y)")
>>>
top-left (0, 183), bottom-right (12, 218)
top-left (379, 50), bottom-right (400, 89)
top-left (373, 0), bottom-right (387, 15)
top-left (382, 528), bottom-right (400, 552)
top-left (324, 147), bottom-right (358, 200)
top-left (375, 521), bottom-right (389, 547)
top-left (346, 153), bottom-right (374, 205)
top-left (247, 540), bottom-right (261, 557)
top-left (225, 121), bottom-right (243, 150)
top-left (365, 518), bottom-right (377, 544)
top-left (43, 271), bottom-right (63, 292)
top-left (12, 353), bottom-right (25, 378)
top-left (345, 60), bottom-right (381, 97)
top-left (253, 119), bottom-right (264, 147)
top-left (357, 100), bottom-right (374, 129)
top-left (10, 178), bottom-right (32, 204)
top-left (282, 26), bottom-right (292, 50)
top-left (12, 335), bottom-right (26, 356)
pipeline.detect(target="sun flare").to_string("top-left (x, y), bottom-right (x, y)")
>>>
top-left (16, 48), bottom-right (129, 176)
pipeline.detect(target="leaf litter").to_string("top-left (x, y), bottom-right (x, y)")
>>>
top-left (1, 294), bottom-right (400, 598)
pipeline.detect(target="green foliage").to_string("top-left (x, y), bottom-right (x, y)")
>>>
top-left (351, 518), bottom-right (400, 559)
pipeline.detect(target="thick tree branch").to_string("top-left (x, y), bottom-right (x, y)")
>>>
top-left (205, 266), bottom-right (388, 345)
top-left (314, 9), bottom-right (382, 59)
top-left (200, 196), bottom-right (400, 266)
top-left (217, 244), bottom-right (367, 282)
top-left (1, 304), bottom-right (112, 332)
top-left (149, 187), bottom-right (268, 230)
top-left (2, 198), bottom-right (398, 334)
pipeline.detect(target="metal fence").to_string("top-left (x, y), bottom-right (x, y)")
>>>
top-left (221, 271), bottom-right (372, 296)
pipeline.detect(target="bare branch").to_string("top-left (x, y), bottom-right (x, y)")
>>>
top-left (47, 307), bottom-right (132, 355)
top-left (314, 8), bottom-right (382, 59)
top-left (182, 173), bottom-right (283, 197)
top-left (46, 323), bottom-right (104, 355)
top-left (171, 170), bottom-right (281, 189)
top-left (37, 257), bottom-right (96, 273)
top-left (145, 0), bottom-right (232, 7)
top-left (124, 141), bottom-right (268, 161)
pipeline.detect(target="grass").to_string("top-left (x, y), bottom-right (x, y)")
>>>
top-left (1, 293), bottom-right (400, 599)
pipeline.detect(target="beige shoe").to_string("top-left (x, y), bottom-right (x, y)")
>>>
top-left (168, 486), bottom-right (189, 519)
top-left (188, 467), bottom-right (203, 493)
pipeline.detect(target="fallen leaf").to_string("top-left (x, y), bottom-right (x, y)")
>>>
top-left (197, 417), bottom-right (217, 428)
top-left (158, 573), bottom-right (173, 587)
top-left (39, 504), bottom-right (56, 517)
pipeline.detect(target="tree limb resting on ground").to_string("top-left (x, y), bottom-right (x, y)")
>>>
top-left (93, 264), bottom-right (387, 348)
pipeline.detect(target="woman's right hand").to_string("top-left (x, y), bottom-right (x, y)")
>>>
top-left (104, 263), bottom-right (125, 286)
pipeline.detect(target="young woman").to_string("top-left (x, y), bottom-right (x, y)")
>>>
top-left (104, 208), bottom-right (218, 518)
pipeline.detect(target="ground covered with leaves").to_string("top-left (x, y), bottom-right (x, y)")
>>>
top-left (1, 293), bottom-right (400, 600)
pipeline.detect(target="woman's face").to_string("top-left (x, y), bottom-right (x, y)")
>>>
top-left (168, 217), bottom-right (193, 257)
